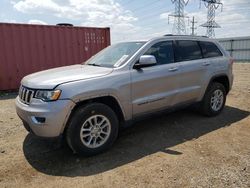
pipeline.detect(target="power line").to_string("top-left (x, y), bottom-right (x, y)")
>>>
top-left (168, 0), bottom-right (190, 35)
top-left (135, 9), bottom-right (171, 23)
top-left (127, 0), bottom-right (162, 12)
top-left (139, 20), bottom-right (169, 28)
top-left (119, 0), bottom-right (249, 37)
top-left (130, 1), bottom-right (167, 15)
top-left (200, 0), bottom-right (223, 38)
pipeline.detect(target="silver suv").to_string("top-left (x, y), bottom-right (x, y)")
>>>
top-left (16, 35), bottom-right (234, 156)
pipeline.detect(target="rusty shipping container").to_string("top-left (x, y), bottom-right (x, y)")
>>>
top-left (0, 23), bottom-right (110, 91)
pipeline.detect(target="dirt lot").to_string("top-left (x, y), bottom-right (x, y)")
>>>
top-left (0, 63), bottom-right (249, 188)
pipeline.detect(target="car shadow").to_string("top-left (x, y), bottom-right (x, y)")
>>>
top-left (0, 92), bottom-right (18, 100)
top-left (23, 106), bottom-right (249, 177)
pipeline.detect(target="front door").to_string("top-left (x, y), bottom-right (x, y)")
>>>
top-left (131, 41), bottom-right (181, 116)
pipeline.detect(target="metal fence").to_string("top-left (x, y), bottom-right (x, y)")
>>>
top-left (218, 36), bottom-right (250, 62)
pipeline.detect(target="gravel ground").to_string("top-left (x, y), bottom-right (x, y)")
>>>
top-left (0, 63), bottom-right (249, 188)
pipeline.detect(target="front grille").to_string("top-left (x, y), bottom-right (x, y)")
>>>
top-left (19, 86), bottom-right (35, 104)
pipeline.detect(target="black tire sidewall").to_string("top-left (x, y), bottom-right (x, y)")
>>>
top-left (66, 103), bottom-right (119, 156)
top-left (202, 82), bottom-right (226, 116)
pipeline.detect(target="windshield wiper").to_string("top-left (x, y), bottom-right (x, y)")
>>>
top-left (87, 63), bottom-right (101, 67)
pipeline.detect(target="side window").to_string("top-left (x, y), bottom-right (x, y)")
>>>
top-left (144, 41), bottom-right (174, 65)
top-left (174, 40), bottom-right (202, 62)
top-left (199, 41), bottom-right (223, 58)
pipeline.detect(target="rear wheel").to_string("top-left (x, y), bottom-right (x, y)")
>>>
top-left (66, 103), bottom-right (119, 156)
top-left (200, 82), bottom-right (226, 116)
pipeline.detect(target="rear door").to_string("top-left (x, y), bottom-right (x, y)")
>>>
top-left (173, 40), bottom-right (208, 103)
top-left (199, 40), bottom-right (224, 72)
top-left (131, 41), bottom-right (181, 116)
top-left (199, 41), bottom-right (225, 98)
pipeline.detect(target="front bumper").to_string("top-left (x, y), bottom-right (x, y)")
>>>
top-left (15, 96), bottom-right (75, 138)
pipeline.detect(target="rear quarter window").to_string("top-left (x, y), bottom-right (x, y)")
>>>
top-left (174, 40), bottom-right (202, 62)
top-left (199, 41), bottom-right (223, 58)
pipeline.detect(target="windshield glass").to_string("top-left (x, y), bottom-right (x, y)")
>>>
top-left (85, 42), bottom-right (145, 68)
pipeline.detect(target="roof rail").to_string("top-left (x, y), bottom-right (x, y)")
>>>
top-left (163, 34), bottom-right (208, 38)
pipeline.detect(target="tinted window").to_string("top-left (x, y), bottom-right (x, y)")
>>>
top-left (200, 41), bottom-right (223, 58)
top-left (174, 40), bottom-right (202, 62)
top-left (144, 41), bottom-right (174, 65)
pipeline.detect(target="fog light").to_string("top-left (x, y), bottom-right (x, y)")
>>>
top-left (31, 116), bottom-right (46, 124)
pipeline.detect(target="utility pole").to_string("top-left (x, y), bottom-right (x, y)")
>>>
top-left (200, 0), bottom-right (223, 38)
top-left (190, 16), bottom-right (197, 35)
top-left (168, 0), bottom-right (190, 35)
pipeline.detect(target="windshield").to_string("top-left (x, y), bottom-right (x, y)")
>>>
top-left (86, 42), bottom-right (145, 68)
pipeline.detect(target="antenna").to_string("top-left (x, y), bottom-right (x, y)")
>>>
top-left (168, 0), bottom-right (190, 35)
top-left (200, 0), bottom-right (223, 38)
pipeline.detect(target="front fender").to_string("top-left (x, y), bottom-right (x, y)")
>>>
top-left (56, 75), bottom-right (132, 120)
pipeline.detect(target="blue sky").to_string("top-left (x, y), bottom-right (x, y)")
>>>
top-left (1, 0), bottom-right (250, 43)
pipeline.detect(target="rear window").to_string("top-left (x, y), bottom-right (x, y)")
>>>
top-left (174, 40), bottom-right (202, 62)
top-left (199, 41), bottom-right (223, 58)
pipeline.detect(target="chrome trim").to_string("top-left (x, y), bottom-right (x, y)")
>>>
top-left (19, 86), bottom-right (35, 105)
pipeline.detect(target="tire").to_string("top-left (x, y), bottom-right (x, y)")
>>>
top-left (200, 82), bottom-right (226, 117)
top-left (66, 103), bottom-right (119, 156)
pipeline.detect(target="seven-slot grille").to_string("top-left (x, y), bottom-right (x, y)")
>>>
top-left (19, 86), bottom-right (35, 104)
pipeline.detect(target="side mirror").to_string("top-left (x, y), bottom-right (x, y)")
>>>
top-left (134, 55), bottom-right (157, 69)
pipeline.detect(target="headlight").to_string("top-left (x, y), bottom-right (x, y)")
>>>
top-left (34, 90), bottom-right (61, 101)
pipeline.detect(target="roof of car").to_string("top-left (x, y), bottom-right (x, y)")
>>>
top-left (116, 35), bottom-right (216, 44)
top-left (150, 34), bottom-right (217, 42)
top-left (163, 34), bottom-right (208, 38)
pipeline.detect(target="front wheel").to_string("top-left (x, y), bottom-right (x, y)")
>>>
top-left (66, 103), bottom-right (119, 156)
top-left (200, 82), bottom-right (226, 116)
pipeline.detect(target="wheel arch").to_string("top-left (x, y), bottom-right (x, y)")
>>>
top-left (63, 95), bottom-right (126, 133)
top-left (208, 74), bottom-right (230, 94)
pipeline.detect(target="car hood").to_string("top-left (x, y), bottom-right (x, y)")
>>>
top-left (21, 64), bottom-right (113, 89)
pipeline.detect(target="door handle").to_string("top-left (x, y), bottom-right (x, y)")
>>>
top-left (168, 67), bottom-right (178, 72)
top-left (203, 62), bottom-right (210, 66)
